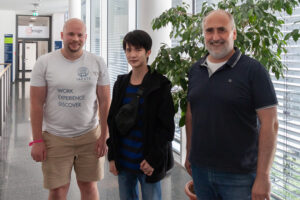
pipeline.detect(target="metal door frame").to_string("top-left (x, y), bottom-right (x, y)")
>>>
top-left (15, 15), bottom-right (52, 82)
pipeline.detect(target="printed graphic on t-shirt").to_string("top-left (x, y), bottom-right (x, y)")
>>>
top-left (77, 67), bottom-right (91, 81)
top-left (57, 88), bottom-right (85, 108)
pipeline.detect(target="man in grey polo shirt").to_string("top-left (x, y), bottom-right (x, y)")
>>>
top-left (185, 10), bottom-right (278, 200)
top-left (30, 18), bottom-right (110, 200)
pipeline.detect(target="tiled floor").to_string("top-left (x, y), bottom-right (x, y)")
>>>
top-left (0, 82), bottom-right (191, 200)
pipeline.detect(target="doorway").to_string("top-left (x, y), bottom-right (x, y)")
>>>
top-left (16, 15), bottom-right (51, 82)
top-left (18, 40), bottom-right (49, 81)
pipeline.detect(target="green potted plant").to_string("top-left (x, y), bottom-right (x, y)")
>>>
top-left (151, 0), bottom-right (300, 126)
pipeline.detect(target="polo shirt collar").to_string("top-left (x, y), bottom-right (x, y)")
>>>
top-left (199, 47), bottom-right (242, 68)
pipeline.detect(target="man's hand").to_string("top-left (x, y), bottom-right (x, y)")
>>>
top-left (96, 84), bottom-right (110, 157)
top-left (95, 136), bottom-right (108, 158)
top-left (31, 142), bottom-right (47, 162)
top-left (184, 156), bottom-right (192, 176)
top-left (140, 160), bottom-right (154, 176)
top-left (109, 161), bottom-right (118, 176)
top-left (251, 174), bottom-right (271, 200)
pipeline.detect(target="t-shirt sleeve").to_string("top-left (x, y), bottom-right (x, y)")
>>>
top-left (97, 56), bottom-right (110, 86)
top-left (30, 56), bottom-right (47, 87)
top-left (252, 64), bottom-right (278, 110)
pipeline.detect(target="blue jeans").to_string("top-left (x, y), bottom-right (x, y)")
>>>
top-left (191, 165), bottom-right (256, 200)
top-left (118, 170), bottom-right (162, 200)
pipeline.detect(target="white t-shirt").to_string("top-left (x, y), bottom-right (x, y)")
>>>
top-left (206, 58), bottom-right (227, 76)
top-left (30, 50), bottom-right (110, 137)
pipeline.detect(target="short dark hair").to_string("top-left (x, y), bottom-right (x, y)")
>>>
top-left (123, 30), bottom-right (152, 51)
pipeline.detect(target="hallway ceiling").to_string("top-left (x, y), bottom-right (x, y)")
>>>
top-left (0, 0), bottom-right (68, 15)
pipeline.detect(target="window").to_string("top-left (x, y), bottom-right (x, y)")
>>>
top-left (195, 0), bottom-right (217, 13)
top-left (81, 0), bottom-right (91, 51)
top-left (81, 0), bottom-right (86, 24)
top-left (171, 0), bottom-right (182, 48)
top-left (90, 0), bottom-right (100, 56)
top-left (83, 0), bottom-right (130, 88)
top-left (171, 0), bottom-right (183, 155)
top-left (270, 7), bottom-right (300, 200)
top-left (107, 0), bottom-right (129, 88)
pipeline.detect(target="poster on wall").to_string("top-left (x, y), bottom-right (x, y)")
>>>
top-left (4, 34), bottom-right (13, 80)
top-left (18, 25), bottom-right (49, 38)
top-left (54, 41), bottom-right (62, 50)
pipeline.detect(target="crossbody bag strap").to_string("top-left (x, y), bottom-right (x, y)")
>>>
top-left (135, 69), bottom-right (151, 97)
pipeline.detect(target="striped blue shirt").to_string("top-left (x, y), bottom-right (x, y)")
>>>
top-left (118, 84), bottom-right (144, 173)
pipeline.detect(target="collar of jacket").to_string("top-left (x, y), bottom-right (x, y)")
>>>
top-left (111, 65), bottom-right (171, 114)
top-left (122, 65), bottom-right (168, 97)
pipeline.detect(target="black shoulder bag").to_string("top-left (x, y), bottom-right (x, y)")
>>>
top-left (114, 87), bottom-right (144, 136)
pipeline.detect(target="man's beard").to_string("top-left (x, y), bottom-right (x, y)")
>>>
top-left (67, 43), bottom-right (82, 53)
top-left (206, 39), bottom-right (233, 60)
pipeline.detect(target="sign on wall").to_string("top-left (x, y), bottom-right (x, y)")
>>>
top-left (4, 34), bottom-right (13, 65)
top-left (18, 26), bottom-right (49, 38)
top-left (4, 34), bottom-right (13, 79)
top-left (54, 41), bottom-right (62, 50)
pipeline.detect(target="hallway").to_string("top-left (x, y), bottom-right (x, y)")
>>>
top-left (0, 82), bottom-right (191, 200)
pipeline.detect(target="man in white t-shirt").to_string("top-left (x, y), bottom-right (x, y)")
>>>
top-left (30, 18), bottom-right (110, 200)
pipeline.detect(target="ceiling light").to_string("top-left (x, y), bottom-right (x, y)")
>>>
top-left (32, 10), bottom-right (39, 16)
top-left (32, 2), bottom-right (39, 16)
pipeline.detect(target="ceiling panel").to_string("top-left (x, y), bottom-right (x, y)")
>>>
top-left (0, 0), bottom-right (68, 15)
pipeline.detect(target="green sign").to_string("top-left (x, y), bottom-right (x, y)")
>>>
top-left (4, 37), bottom-right (13, 44)
top-left (4, 34), bottom-right (13, 80)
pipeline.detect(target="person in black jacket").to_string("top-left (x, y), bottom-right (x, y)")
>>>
top-left (107, 30), bottom-right (175, 200)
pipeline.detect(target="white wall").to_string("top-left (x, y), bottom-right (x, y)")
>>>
top-left (0, 10), bottom-right (16, 81)
top-left (52, 13), bottom-right (65, 51)
top-left (137, 0), bottom-right (172, 64)
top-left (69, 0), bottom-right (81, 19)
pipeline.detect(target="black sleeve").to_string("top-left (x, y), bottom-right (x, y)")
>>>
top-left (145, 82), bottom-right (175, 169)
top-left (251, 64), bottom-right (278, 110)
top-left (107, 76), bottom-right (122, 161)
top-left (106, 137), bottom-right (114, 161)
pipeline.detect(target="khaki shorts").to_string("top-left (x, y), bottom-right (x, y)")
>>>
top-left (42, 127), bottom-right (105, 189)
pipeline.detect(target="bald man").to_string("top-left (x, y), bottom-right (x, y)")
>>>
top-left (185, 10), bottom-right (278, 200)
top-left (30, 18), bottom-right (110, 200)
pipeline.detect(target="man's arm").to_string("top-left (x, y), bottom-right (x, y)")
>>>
top-left (96, 84), bottom-right (111, 157)
top-left (30, 86), bottom-right (47, 162)
top-left (185, 102), bottom-right (192, 176)
top-left (252, 106), bottom-right (278, 200)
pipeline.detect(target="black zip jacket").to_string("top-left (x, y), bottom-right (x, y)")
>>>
top-left (107, 68), bottom-right (175, 183)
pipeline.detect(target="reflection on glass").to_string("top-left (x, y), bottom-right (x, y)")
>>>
top-left (91, 0), bottom-right (101, 56)
top-left (108, 0), bottom-right (129, 88)
top-left (81, 0), bottom-right (86, 24)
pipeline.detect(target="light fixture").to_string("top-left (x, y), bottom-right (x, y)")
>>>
top-left (32, 2), bottom-right (39, 16)
top-left (32, 10), bottom-right (39, 16)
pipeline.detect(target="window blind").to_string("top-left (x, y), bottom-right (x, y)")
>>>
top-left (107, 0), bottom-right (129, 90)
top-left (90, 0), bottom-right (101, 56)
top-left (270, 7), bottom-right (300, 200)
